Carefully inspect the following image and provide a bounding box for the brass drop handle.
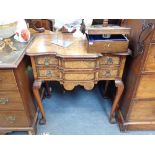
[107,57,113,64]
[6,115,16,122]
[46,70,52,77]
[0,77,3,81]
[44,57,49,66]
[105,70,111,77]
[0,98,9,105]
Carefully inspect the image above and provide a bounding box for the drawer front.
[37,68,60,79]
[0,70,18,91]
[136,75,155,99]
[98,69,118,79]
[63,60,96,69]
[64,73,94,81]
[128,100,155,121]
[144,44,155,72]
[35,56,58,66]
[88,41,128,53]
[0,111,29,127]
[0,91,23,110]
[99,56,120,65]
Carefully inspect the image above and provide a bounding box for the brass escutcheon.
[0,98,9,105]
[46,70,52,77]
[44,57,49,66]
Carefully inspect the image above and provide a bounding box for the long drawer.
[128,100,155,121]
[0,111,29,127]
[64,72,94,81]
[136,75,155,99]
[63,59,96,69]
[0,91,24,110]
[0,70,18,91]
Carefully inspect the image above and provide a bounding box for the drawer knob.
[44,57,49,66]
[46,70,52,77]
[6,115,16,123]
[0,78,3,81]
[105,70,111,77]
[0,98,9,105]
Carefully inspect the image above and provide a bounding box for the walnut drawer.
[63,59,96,69]
[136,75,155,99]
[37,68,60,79]
[128,100,155,121]
[144,44,155,72]
[64,73,94,81]
[0,70,18,91]
[98,69,118,79]
[0,91,24,110]
[87,34,129,54]
[0,111,29,127]
[35,56,58,66]
[99,56,120,65]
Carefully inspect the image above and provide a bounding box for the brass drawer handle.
[44,57,49,66]
[107,57,113,64]
[0,77,3,81]
[107,43,111,48]
[104,70,111,77]
[46,70,52,77]
[6,115,16,122]
[0,98,9,105]
[104,43,111,48]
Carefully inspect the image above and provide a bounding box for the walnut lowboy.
[26,33,130,125]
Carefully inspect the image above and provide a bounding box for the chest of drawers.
[0,38,37,134]
[0,58,37,134]
[118,19,155,131]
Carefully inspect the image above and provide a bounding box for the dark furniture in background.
[118,19,155,131]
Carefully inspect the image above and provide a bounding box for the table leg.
[110,80,124,123]
[45,81,52,98]
[103,80,110,98]
[33,80,46,125]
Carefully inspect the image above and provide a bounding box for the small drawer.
[87,34,129,53]
[99,56,120,65]
[64,73,94,81]
[98,69,118,79]
[0,111,29,127]
[0,91,24,110]
[35,56,58,66]
[37,68,60,79]
[63,59,96,69]
[0,70,18,91]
